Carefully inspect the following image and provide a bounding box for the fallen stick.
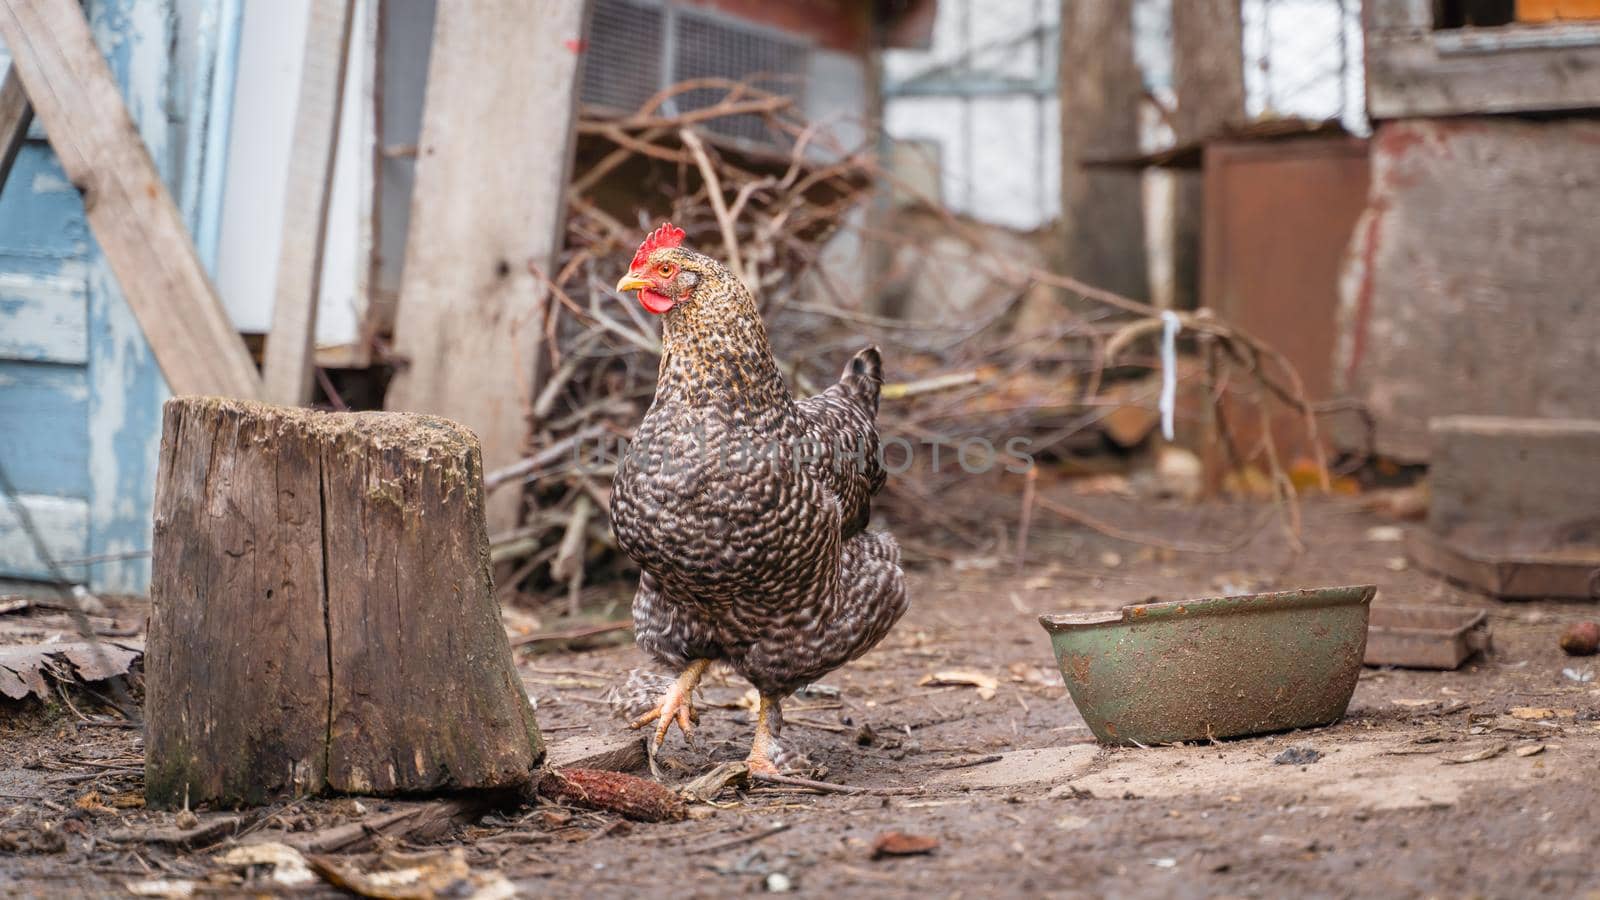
[689,822,792,855]
[509,620,632,648]
[292,799,486,854]
[104,814,254,850]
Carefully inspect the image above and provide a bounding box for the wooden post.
[146,397,543,808]
[1169,0,1244,310]
[0,0,261,398]
[1058,0,1148,301]
[262,0,356,406]
[383,0,591,533]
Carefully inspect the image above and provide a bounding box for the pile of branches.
[485,80,1331,608]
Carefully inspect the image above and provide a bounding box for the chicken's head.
[615,222,701,315]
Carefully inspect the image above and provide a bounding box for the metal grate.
[580,0,809,147]
[581,0,665,114]
[671,9,808,146]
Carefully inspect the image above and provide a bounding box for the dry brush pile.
[486,79,1333,609]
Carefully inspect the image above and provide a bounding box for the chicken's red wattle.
[639,289,674,314]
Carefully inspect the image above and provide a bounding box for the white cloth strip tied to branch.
[1159,310,1181,442]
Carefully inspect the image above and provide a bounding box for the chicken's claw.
[629,659,711,750]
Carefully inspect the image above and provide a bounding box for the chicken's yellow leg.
[630,659,711,749]
[745,693,781,776]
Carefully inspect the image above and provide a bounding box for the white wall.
[214,0,371,352]
[884,0,1060,231]
[883,0,1364,234]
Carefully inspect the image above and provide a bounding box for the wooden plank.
[0,270,87,364]
[0,492,87,580]
[1429,416,1600,534]
[262,0,355,405]
[1365,0,1433,31]
[1366,28,1600,118]
[0,0,260,399]
[0,359,89,498]
[383,0,590,532]
[0,64,33,191]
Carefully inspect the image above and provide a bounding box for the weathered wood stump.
[146,397,543,808]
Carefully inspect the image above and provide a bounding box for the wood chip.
[919,669,998,700]
[1441,742,1507,765]
[1509,707,1574,720]
[871,830,939,859]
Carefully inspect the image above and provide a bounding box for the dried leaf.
[919,669,998,700]
[1006,661,1058,687]
[1515,744,1546,758]
[0,640,142,701]
[680,761,749,804]
[123,879,196,898]
[871,830,939,859]
[308,847,513,900]
[215,842,316,886]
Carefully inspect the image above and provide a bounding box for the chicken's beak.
[616,272,650,294]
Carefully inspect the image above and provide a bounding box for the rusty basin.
[1039,585,1375,746]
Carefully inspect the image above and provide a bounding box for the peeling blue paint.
[0,0,237,593]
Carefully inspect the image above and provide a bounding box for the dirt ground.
[3,489,1599,898]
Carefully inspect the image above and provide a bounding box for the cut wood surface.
[146,397,542,808]
[262,0,356,405]
[0,0,260,398]
[384,0,591,532]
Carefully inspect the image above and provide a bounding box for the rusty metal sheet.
[1201,135,1370,473]
[1365,605,1490,670]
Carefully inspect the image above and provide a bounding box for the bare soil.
[4,489,1599,898]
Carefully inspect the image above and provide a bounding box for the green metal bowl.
[1039,585,1375,746]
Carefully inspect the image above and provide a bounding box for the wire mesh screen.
[580,0,809,147]
[581,0,665,114]
[671,10,808,146]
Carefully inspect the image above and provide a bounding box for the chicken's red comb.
[630,222,686,271]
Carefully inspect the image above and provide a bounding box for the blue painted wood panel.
[0,269,87,364]
[0,144,90,273]
[0,360,90,498]
[0,0,237,592]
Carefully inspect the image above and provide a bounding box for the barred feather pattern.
[610,246,908,700]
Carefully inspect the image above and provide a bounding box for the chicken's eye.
[657,263,674,277]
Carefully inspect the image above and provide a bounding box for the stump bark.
[146,397,543,808]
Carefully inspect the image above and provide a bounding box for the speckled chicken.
[611,223,908,774]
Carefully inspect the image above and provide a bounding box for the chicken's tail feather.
[840,345,883,413]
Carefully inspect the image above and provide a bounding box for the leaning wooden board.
[0,0,260,399]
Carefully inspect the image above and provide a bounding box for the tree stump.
[146,397,543,808]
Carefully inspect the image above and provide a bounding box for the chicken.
[611,223,908,774]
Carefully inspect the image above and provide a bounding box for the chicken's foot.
[630,658,711,749]
[745,693,783,777]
